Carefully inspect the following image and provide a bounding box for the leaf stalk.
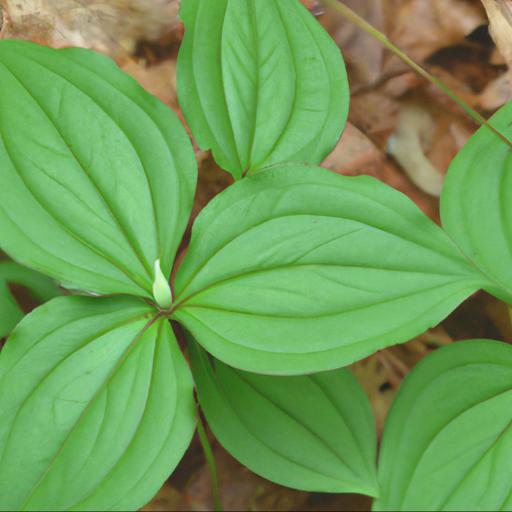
[196,412,223,512]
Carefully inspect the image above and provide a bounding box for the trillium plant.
[0,0,511,510]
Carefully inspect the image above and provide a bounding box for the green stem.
[196,412,223,512]
[321,0,512,149]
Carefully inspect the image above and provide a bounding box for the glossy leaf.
[0,40,196,297]
[441,101,512,304]
[0,296,196,511]
[0,260,60,338]
[172,165,487,374]
[374,339,512,511]
[189,339,378,496]
[177,0,349,179]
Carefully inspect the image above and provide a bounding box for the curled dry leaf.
[387,100,471,198]
[479,0,512,109]
[387,104,444,197]
[482,0,512,67]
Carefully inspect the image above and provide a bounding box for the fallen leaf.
[1,0,180,59]
[324,119,439,219]
[481,0,512,67]
[387,100,472,197]
[352,327,453,436]
[385,0,485,67]
[141,484,182,512]
[322,0,385,88]
[479,0,512,109]
[323,122,383,174]
[387,103,443,197]
[479,72,512,110]
[122,59,177,107]
[182,447,309,512]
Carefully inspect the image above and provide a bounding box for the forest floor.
[1,0,511,510]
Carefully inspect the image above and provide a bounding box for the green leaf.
[441,101,512,304]
[0,260,60,302]
[374,339,512,512]
[0,40,196,298]
[0,279,22,339]
[0,296,196,511]
[189,338,378,496]
[177,0,349,179]
[172,165,487,374]
[0,260,60,338]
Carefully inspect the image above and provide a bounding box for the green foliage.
[0,296,195,511]
[177,0,349,179]
[0,260,59,338]
[173,164,485,374]
[0,5,358,506]
[374,340,512,511]
[189,338,378,496]
[0,0,511,509]
[442,101,512,304]
[0,40,196,297]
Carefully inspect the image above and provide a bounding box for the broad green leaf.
[177,0,349,179]
[172,165,487,374]
[441,101,512,304]
[0,40,196,298]
[0,296,196,511]
[374,339,512,511]
[0,260,60,338]
[189,338,378,496]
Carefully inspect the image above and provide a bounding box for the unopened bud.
[152,259,172,309]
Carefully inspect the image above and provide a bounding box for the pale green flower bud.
[152,259,172,309]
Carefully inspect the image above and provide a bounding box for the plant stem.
[196,412,223,512]
[321,0,512,149]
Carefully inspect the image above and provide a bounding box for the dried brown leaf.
[482,0,512,67]
[386,0,485,66]
[1,0,180,59]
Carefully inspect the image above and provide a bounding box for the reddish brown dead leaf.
[323,120,439,219]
